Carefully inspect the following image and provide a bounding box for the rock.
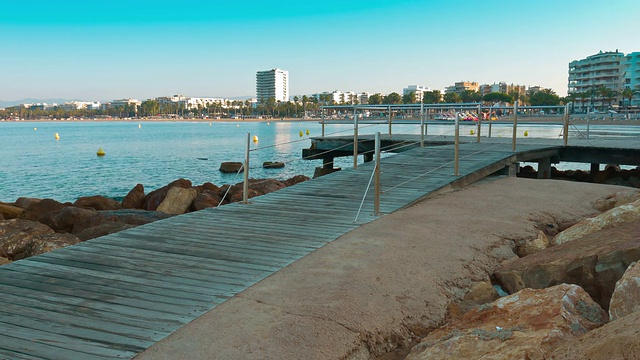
[609,262,640,320]
[407,284,607,360]
[515,230,549,257]
[14,197,42,209]
[263,161,285,169]
[549,310,640,360]
[229,188,261,203]
[494,219,640,309]
[122,184,145,209]
[553,198,640,245]
[0,219,54,260]
[197,182,220,194]
[143,178,192,211]
[593,164,620,183]
[71,209,173,234]
[284,175,311,187]
[20,198,68,223]
[75,222,137,241]
[0,257,11,265]
[595,190,640,212]
[74,195,122,211]
[464,281,499,303]
[249,178,286,195]
[0,203,23,220]
[191,192,224,211]
[0,213,3,221]
[219,162,243,173]
[47,206,98,233]
[27,233,80,257]
[157,187,198,215]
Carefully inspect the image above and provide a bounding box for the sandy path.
[135,177,631,360]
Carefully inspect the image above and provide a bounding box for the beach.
[134,177,635,360]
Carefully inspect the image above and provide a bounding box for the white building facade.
[624,52,640,107]
[256,68,289,103]
[402,85,431,102]
[568,50,626,111]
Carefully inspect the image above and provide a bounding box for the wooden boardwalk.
[0,135,639,359]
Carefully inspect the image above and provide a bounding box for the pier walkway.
[0,135,639,359]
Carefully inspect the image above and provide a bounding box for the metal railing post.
[563,104,569,146]
[476,104,481,143]
[388,106,392,136]
[374,132,381,216]
[243,132,250,204]
[420,102,425,147]
[321,109,325,137]
[454,113,460,176]
[488,106,493,138]
[353,109,358,169]
[512,101,518,152]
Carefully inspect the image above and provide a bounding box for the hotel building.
[568,50,627,111]
[256,68,289,103]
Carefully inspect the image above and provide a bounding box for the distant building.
[624,52,640,107]
[256,68,289,103]
[58,101,101,111]
[568,50,626,110]
[402,85,431,102]
[104,98,142,111]
[479,82,527,97]
[445,81,479,95]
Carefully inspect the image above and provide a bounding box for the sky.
[1,0,639,102]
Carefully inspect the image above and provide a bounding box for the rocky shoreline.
[0,175,309,264]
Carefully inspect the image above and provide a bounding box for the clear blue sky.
[1,0,639,101]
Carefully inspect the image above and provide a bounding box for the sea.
[1,120,638,203]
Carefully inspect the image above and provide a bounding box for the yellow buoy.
[96,148,105,156]
[306,129,309,135]
[54,133,60,140]
[524,130,529,137]
[252,135,259,142]
[470,129,475,135]
[299,130,303,137]
[138,123,141,129]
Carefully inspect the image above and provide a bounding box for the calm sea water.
[0,120,636,203]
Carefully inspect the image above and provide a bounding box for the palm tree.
[596,86,616,111]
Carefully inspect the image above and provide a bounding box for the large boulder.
[14,197,42,209]
[47,206,98,233]
[249,178,287,195]
[20,198,69,224]
[0,219,79,260]
[494,219,640,309]
[609,262,640,320]
[0,203,22,220]
[229,188,261,203]
[219,162,243,173]
[143,179,192,211]
[285,175,310,187]
[122,184,146,209]
[553,199,640,245]
[157,187,198,215]
[406,284,607,360]
[191,191,225,211]
[594,190,640,212]
[71,209,173,234]
[75,222,137,241]
[74,195,122,211]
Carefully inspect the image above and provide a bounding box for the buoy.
[306,129,309,135]
[299,130,303,137]
[253,135,259,142]
[138,123,141,129]
[96,148,105,156]
[470,129,475,135]
[524,130,529,137]
[267,122,270,125]
[54,133,60,140]
[34,127,37,131]
[209,123,212,126]
[236,124,240,127]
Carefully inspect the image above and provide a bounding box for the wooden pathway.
[0,135,638,359]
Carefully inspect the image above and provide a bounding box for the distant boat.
[197,157,208,160]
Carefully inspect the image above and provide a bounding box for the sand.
[134,177,632,360]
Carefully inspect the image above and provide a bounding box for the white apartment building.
[479,82,526,96]
[58,101,101,111]
[568,50,626,110]
[402,85,431,102]
[105,98,142,110]
[256,68,289,103]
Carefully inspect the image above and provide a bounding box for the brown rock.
[75,222,136,241]
[407,284,607,360]
[609,262,640,320]
[0,213,4,221]
[262,161,285,169]
[191,192,224,211]
[197,182,220,193]
[14,197,42,209]
[122,184,145,209]
[20,198,68,223]
[595,190,640,212]
[249,178,286,195]
[515,230,550,257]
[47,206,98,233]
[494,219,640,309]
[549,310,640,360]
[27,233,80,257]
[0,203,23,220]
[0,257,11,265]
[0,219,54,260]
[284,175,310,187]
[70,209,173,234]
[143,179,192,211]
[219,162,243,173]
[464,281,499,303]
[74,195,122,211]
[157,187,198,214]
[553,198,640,245]
[593,164,620,183]
[229,188,261,203]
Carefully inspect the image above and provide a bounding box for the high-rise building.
[568,50,626,111]
[256,68,289,103]
[624,52,640,107]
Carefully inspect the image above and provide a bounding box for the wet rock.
[494,219,640,309]
[157,187,198,215]
[0,203,23,220]
[609,262,640,320]
[219,162,243,173]
[553,199,640,245]
[75,222,137,241]
[74,195,122,211]
[122,184,145,209]
[143,178,192,211]
[407,284,607,360]
[594,190,640,212]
